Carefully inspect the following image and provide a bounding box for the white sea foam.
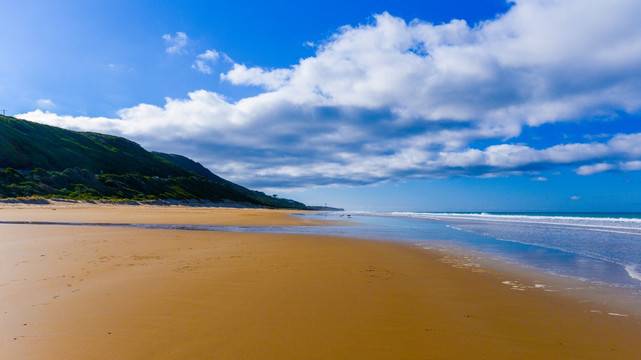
[625,265,641,282]
[389,212,641,235]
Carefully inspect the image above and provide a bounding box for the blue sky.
[3,0,641,211]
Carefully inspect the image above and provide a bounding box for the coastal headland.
[1,203,640,359]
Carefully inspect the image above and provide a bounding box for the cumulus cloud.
[19,109,123,134]
[220,2,641,125]
[221,64,293,90]
[608,133,641,156]
[163,32,188,54]
[17,0,641,188]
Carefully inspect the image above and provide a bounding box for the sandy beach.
[0,201,328,226]
[2,203,641,359]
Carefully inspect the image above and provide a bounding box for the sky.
[3,0,641,212]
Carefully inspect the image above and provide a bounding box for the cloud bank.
[19,0,641,188]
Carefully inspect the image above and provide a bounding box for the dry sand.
[1,204,641,359]
[0,201,327,226]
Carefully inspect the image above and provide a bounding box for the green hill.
[0,115,189,176]
[0,115,307,209]
[152,152,227,182]
[152,152,314,209]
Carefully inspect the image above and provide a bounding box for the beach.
[2,203,641,359]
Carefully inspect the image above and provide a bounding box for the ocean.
[296,211,641,292]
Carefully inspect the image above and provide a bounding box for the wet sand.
[1,204,641,359]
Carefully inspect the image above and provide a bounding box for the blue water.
[297,212,641,290]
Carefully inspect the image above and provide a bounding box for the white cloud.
[532,176,548,182]
[15,1,641,188]
[483,144,541,168]
[192,49,232,74]
[19,109,122,133]
[574,163,616,176]
[621,160,641,171]
[608,133,641,156]
[571,196,581,201]
[221,64,293,90]
[192,61,212,74]
[36,99,54,109]
[428,139,637,173]
[543,143,611,163]
[163,32,188,54]
[221,2,641,125]
[199,49,220,61]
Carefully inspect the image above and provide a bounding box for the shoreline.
[313,211,641,316]
[419,240,641,319]
[2,205,641,358]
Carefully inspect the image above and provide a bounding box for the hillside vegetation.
[0,115,307,209]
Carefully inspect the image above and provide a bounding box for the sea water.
[304,211,641,291]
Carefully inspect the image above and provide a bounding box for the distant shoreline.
[0,197,343,211]
[0,197,264,208]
